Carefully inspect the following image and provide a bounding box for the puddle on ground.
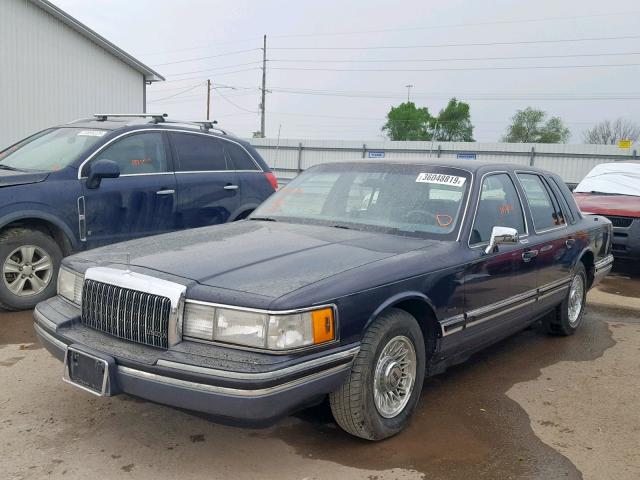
[268,310,615,479]
[0,310,40,348]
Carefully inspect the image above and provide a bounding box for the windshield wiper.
[0,164,22,171]
[331,224,352,230]
[249,216,278,222]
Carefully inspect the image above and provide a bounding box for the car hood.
[69,221,435,298]
[574,193,640,218]
[0,169,49,187]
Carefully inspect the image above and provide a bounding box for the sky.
[53,0,640,142]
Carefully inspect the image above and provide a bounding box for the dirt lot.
[1,263,639,480]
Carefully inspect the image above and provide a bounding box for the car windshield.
[0,128,107,171]
[252,163,471,239]
[574,162,640,197]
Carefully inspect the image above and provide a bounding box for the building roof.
[29,0,164,82]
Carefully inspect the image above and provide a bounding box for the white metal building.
[0,0,164,149]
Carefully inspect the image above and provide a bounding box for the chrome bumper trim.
[34,323,67,351]
[595,254,614,272]
[156,346,359,381]
[118,363,351,397]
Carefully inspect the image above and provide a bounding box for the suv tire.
[0,228,62,311]
[329,308,426,440]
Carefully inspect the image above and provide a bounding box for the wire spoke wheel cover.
[567,274,585,326]
[2,245,53,297]
[373,335,417,419]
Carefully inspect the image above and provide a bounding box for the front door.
[80,131,177,248]
[168,132,240,228]
[463,172,537,347]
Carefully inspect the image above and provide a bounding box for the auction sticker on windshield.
[77,130,107,137]
[416,173,466,187]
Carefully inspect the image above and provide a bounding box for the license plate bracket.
[63,345,114,396]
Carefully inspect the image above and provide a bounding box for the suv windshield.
[252,163,471,239]
[0,128,107,171]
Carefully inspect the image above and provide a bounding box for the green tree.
[433,98,474,142]
[502,107,570,143]
[382,102,433,140]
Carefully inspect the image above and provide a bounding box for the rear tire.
[0,228,62,311]
[329,308,425,441]
[544,263,587,336]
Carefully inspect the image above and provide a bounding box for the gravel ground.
[0,263,638,479]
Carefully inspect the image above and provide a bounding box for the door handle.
[156,189,175,195]
[522,250,539,262]
[224,184,239,190]
[566,238,575,248]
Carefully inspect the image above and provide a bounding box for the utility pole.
[260,35,267,138]
[206,79,211,120]
[405,84,414,102]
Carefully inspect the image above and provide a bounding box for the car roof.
[61,117,249,146]
[319,159,555,176]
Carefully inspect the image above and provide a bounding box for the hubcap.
[373,335,417,419]
[2,245,53,297]
[568,274,585,326]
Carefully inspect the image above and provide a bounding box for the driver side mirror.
[484,226,519,255]
[86,159,120,189]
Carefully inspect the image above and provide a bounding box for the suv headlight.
[183,303,335,351]
[57,267,84,305]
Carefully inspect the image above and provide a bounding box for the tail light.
[264,172,278,191]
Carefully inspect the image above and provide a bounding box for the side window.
[471,173,526,245]
[518,174,566,231]
[224,141,259,171]
[550,177,576,223]
[170,133,227,172]
[85,132,168,176]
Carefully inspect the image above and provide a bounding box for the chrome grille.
[606,216,634,228]
[81,279,172,348]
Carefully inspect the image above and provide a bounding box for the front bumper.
[611,219,640,259]
[593,254,615,286]
[34,297,358,426]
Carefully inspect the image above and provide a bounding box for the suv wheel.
[0,228,62,311]
[329,308,426,440]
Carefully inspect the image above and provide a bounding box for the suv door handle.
[224,184,239,190]
[522,250,539,262]
[566,238,575,248]
[156,189,175,195]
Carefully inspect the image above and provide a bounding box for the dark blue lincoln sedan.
[34,160,614,440]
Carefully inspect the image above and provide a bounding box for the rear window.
[170,133,227,171]
[224,141,259,171]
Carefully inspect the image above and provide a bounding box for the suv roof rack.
[160,119,230,135]
[94,113,168,123]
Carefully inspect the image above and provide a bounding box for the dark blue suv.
[0,114,276,310]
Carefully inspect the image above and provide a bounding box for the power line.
[269,51,640,64]
[269,11,640,38]
[270,62,640,74]
[138,37,261,56]
[150,48,260,67]
[164,61,263,77]
[159,68,261,83]
[215,89,259,113]
[269,34,640,50]
[148,82,205,102]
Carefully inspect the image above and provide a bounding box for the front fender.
[364,291,437,331]
[0,206,79,250]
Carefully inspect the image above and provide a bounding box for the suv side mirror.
[86,159,120,189]
[484,226,519,255]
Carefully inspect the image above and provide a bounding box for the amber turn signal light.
[311,308,335,344]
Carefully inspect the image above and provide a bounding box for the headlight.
[183,303,335,351]
[57,267,83,305]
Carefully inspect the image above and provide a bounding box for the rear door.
[80,131,178,248]
[463,172,537,343]
[516,172,575,301]
[169,132,240,228]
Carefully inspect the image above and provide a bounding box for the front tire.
[329,308,426,440]
[0,228,62,311]
[544,263,587,336]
